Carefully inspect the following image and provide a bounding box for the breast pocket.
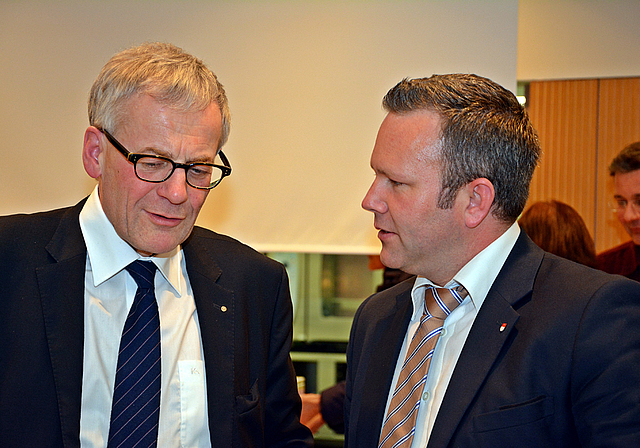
[471,396,555,445]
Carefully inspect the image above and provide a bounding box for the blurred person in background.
[597,142,640,282]
[519,200,596,267]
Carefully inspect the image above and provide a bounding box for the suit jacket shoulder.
[438,237,640,448]
[0,206,313,448]
[0,201,87,448]
[345,233,640,448]
[184,226,285,277]
[0,203,84,258]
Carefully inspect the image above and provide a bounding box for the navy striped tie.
[378,285,467,448]
[108,260,161,448]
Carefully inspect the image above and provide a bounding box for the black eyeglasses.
[98,128,231,190]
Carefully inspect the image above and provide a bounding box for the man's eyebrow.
[371,164,390,176]
[138,146,215,164]
[613,193,640,202]
[137,145,170,157]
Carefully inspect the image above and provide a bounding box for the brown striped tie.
[378,285,467,448]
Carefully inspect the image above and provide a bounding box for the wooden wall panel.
[596,78,640,252]
[526,79,599,239]
[525,77,640,253]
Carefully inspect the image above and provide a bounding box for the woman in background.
[519,200,597,267]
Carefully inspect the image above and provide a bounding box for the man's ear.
[83,126,104,179]
[463,178,495,229]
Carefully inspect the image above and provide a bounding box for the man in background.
[0,42,312,447]
[345,74,640,447]
[597,142,640,282]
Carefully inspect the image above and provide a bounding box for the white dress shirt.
[382,222,521,447]
[78,186,211,448]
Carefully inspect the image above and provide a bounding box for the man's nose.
[622,202,640,222]
[158,168,190,204]
[362,181,388,214]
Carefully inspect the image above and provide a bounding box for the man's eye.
[189,165,213,177]
[140,159,166,169]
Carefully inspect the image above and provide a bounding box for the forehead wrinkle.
[125,129,217,164]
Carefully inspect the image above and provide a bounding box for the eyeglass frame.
[97,127,232,190]
[612,196,640,215]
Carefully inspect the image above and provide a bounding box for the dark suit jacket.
[0,200,313,448]
[345,233,640,447]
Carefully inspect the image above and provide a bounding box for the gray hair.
[88,42,230,149]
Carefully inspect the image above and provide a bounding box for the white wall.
[0,0,518,253]
[518,0,640,80]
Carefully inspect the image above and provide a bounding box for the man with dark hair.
[0,42,312,448]
[345,74,640,447]
[596,142,640,281]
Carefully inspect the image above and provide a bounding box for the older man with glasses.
[597,142,640,282]
[0,42,313,448]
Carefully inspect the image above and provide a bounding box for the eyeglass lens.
[134,156,224,188]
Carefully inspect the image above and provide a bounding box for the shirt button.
[440,328,447,337]
[422,390,430,401]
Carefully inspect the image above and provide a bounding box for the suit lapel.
[32,204,238,447]
[356,286,414,447]
[427,233,544,448]
[37,202,87,448]
[183,234,235,447]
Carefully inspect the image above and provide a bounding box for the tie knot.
[424,285,468,320]
[125,260,157,290]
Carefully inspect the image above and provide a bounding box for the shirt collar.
[411,221,521,315]
[79,186,183,295]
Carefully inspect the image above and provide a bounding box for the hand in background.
[300,393,325,434]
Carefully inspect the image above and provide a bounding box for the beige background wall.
[0,0,518,253]
[518,0,640,81]
[2,1,640,253]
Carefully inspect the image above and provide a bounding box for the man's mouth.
[376,226,397,240]
[148,211,185,226]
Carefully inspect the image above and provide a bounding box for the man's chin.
[130,233,188,257]
[379,249,402,271]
